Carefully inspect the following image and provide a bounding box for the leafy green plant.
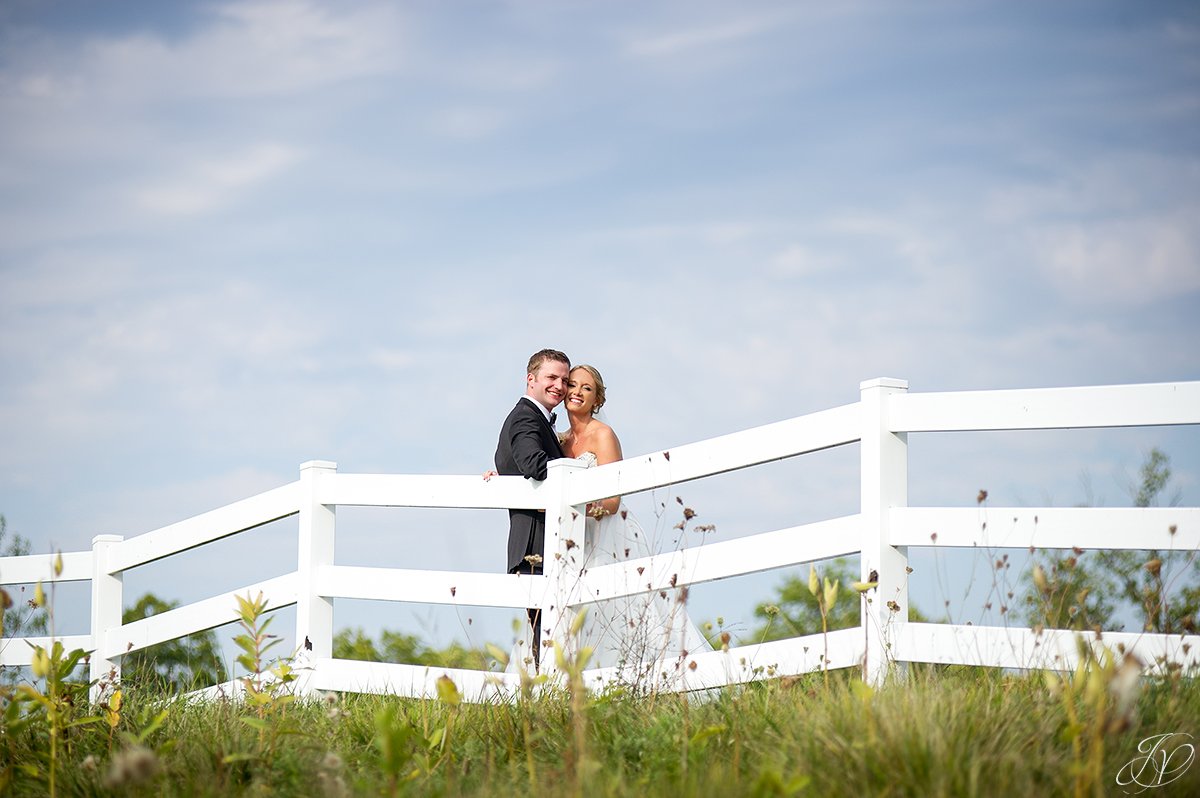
[487,627,549,790]
[8,554,99,797]
[807,564,839,688]
[0,659,1196,796]
[551,606,594,797]
[753,558,860,642]
[225,591,299,767]
[1042,638,1143,797]
[101,701,172,791]
[374,702,418,794]
[0,515,49,688]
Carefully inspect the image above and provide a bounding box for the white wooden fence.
[2,378,1198,704]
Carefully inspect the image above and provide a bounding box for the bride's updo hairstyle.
[571,364,606,415]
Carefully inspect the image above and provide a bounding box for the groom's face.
[527,360,569,412]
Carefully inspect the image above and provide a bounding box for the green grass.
[4,664,1199,797]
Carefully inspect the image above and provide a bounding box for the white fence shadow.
[3,378,1198,703]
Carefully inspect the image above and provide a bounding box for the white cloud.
[976,154,1200,304]
[983,154,1195,223]
[583,220,761,248]
[820,211,949,282]
[1036,212,1200,305]
[347,149,614,199]
[622,12,790,59]
[368,348,417,372]
[426,106,512,140]
[769,244,837,277]
[1,265,324,436]
[442,53,559,93]
[1165,21,1200,45]
[0,4,405,213]
[0,249,143,310]
[130,142,304,216]
[13,71,70,100]
[88,1,406,101]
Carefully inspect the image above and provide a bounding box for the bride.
[557,364,712,684]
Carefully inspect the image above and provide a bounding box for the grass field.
[4,657,1198,797]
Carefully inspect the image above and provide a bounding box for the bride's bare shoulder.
[591,420,623,461]
[592,416,616,435]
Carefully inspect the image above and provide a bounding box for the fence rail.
[2,378,1198,701]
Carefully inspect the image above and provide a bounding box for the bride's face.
[566,370,599,415]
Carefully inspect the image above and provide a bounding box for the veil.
[573,409,712,685]
[506,405,713,687]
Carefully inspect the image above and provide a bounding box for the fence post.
[860,378,909,685]
[296,460,337,694]
[89,534,124,704]
[540,458,588,675]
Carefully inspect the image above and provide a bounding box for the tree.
[1021,549,1118,632]
[1022,448,1198,634]
[751,558,861,642]
[120,593,227,693]
[333,628,489,670]
[1094,448,1197,634]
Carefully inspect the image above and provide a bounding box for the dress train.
[505,452,712,685]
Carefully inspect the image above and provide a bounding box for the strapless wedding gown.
[506,452,712,684]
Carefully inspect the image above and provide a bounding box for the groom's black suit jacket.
[495,397,564,574]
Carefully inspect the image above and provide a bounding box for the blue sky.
[2,1,1198,656]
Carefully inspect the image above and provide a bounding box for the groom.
[494,348,570,671]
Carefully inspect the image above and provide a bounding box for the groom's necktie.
[548,412,557,427]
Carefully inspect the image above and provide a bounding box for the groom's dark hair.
[527,348,570,376]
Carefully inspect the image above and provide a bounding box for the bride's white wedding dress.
[506,452,712,685]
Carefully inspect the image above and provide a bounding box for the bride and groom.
[490,348,711,680]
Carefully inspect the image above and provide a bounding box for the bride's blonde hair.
[571,364,606,415]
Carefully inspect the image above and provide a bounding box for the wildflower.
[31,647,50,679]
[318,752,347,798]
[104,746,159,788]
[325,693,346,720]
[1106,652,1144,733]
[1032,565,1049,594]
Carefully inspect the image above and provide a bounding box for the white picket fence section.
[2,378,1198,704]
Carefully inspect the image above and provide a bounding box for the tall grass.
[3,663,1197,796]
